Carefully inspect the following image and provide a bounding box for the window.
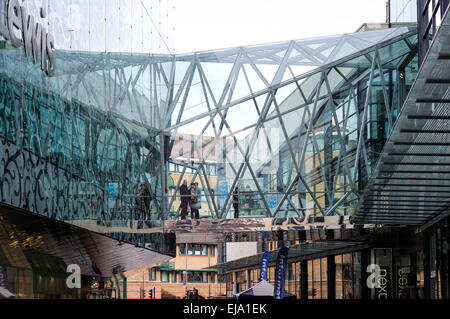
[294,262,301,299]
[287,263,295,281]
[335,255,343,299]
[210,245,215,256]
[248,269,257,285]
[235,271,246,293]
[268,266,275,283]
[321,257,328,299]
[187,271,205,283]
[187,244,194,256]
[172,271,177,283]
[179,245,186,256]
[218,274,226,284]
[209,272,216,283]
[335,252,361,299]
[194,244,202,256]
[149,268,156,281]
[308,258,328,299]
[226,273,233,297]
[222,244,226,263]
[184,243,210,256]
[201,245,208,256]
[161,271,169,283]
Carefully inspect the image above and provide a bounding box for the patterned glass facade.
[0,0,419,248]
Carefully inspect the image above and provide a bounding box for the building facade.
[0,0,449,300]
[0,0,176,299]
[125,242,226,299]
[222,217,449,299]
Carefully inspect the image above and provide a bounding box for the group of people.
[178,180,241,220]
[134,180,246,220]
[179,180,202,220]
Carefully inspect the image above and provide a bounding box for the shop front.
[220,224,449,299]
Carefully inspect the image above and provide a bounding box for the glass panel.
[353,252,361,299]
[307,259,314,299]
[179,245,186,256]
[172,271,177,283]
[342,253,353,299]
[372,248,393,299]
[335,255,343,299]
[161,271,169,282]
[321,257,328,299]
[201,245,208,256]
[187,244,194,256]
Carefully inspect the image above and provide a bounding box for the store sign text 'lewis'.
[0,0,55,76]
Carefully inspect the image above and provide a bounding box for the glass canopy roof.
[0,23,421,248]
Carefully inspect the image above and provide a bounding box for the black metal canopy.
[208,240,368,272]
[353,9,450,226]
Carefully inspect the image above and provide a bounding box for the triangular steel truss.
[0,26,418,224]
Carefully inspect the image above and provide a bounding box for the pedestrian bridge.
[67,215,375,243]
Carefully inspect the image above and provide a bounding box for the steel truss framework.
[0,26,418,231]
[163,26,418,220]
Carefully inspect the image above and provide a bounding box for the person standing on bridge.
[179,180,190,220]
[190,182,201,220]
[233,187,239,219]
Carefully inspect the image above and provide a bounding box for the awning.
[208,240,368,272]
[353,8,450,226]
[234,280,296,299]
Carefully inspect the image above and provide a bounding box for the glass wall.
[285,261,301,298]
[427,218,449,299]
[0,1,418,251]
[335,252,362,299]
[163,26,418,220]
[234,270,246,293]
[249,268,259,287]
[0,259,112,299]
[370,248,393,299]
[307,258,327,299]
[371,245,426,300]
[394,252,425,299]
[226,273,233,297]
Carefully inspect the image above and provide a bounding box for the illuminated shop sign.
[397,266,409,299]
[0,0,55,76]
[376,266,391,299]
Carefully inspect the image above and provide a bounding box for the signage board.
[0,0,55,75]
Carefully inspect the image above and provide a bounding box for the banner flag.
[274,246,289,299]
[258,251,271,282]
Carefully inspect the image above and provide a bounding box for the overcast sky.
[171,0,388,53]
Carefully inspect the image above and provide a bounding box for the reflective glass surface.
[0,2,419,247]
